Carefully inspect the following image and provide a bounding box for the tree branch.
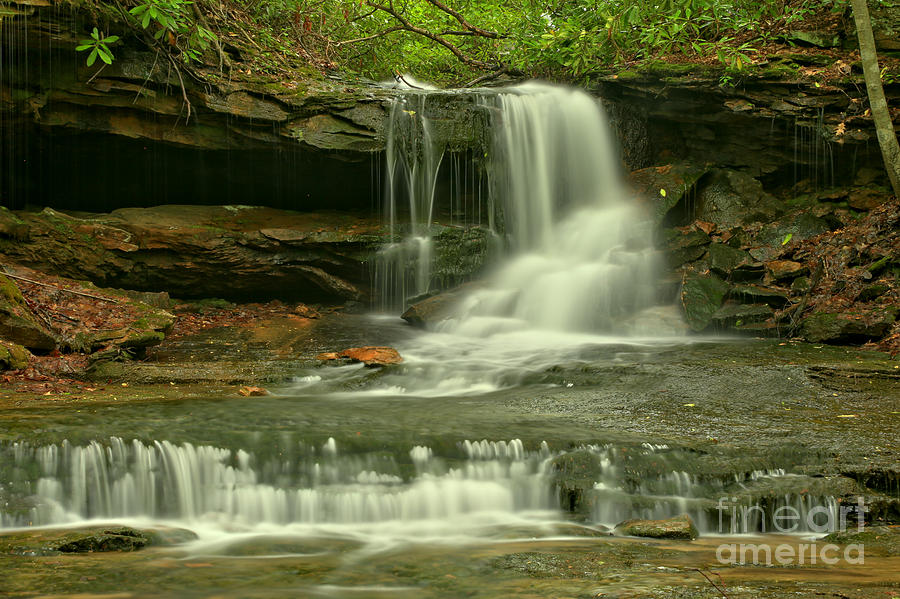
[363,0,498,70]
[334,26,405,46]
[423,0,503,39]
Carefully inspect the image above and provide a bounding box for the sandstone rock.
[318,346,404,367]
[680,272,730,332]
[766,260,809,281]
[0,207,29,241]
[614,514,699,540]
[338,346,403,367]
[801,308,899,343]
[238,386,268,397]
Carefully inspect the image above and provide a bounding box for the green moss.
[0,274,24,306]
[0,341,29,370]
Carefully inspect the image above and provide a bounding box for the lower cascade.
[1,437,840,539]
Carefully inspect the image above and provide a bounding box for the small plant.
[76,27,119,66]
[128,0,215,63]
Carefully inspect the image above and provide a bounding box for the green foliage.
[128,0,215,63]
[76,27,119,66]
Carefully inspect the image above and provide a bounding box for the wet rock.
[432,226,496,290]
[401,283,477,328]
[729,284,791,307]
[334,346,403,367]
[551,450,607,518]
[1,526,198,556]
[0,273,58,351]
[766,259,809,281]
[238,386,269,397]
[0,206,379,302]
[708,243,752,276]
[801,308,899,343]
[756,212,831,247]
[711,302,774,327]
[823,526,900,557]
[0,340,30,370]
[848,188,890,210]
[664,229,711,268]
[628,163,710,223]
[680,272,730,332]
[696,169,782,228]
[54,528,152,553]
[614,514,699,540]
[791,276,812,293]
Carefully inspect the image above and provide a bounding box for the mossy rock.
[614,514,699,540]
[801,308,899,343]
[0,340,30,370]
[708,243,752,276]
[0,274,58,351]
[680,272,731,332]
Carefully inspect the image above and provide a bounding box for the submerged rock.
[614,514,699,540]
[401,283,476,328]
[1,526,198,556]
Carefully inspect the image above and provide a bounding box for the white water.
[304,83,677,399]
[0,438,838,547]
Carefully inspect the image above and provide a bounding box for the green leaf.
[76,43,94,52]
[782,233,793,245]
[104,35,120,43]
[91,27,101,40]
[142,12,151,28]
[97,46,113,64]
[87,47,98,66]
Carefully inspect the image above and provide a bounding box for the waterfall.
[449,83,658,334]
[1,438,839,537]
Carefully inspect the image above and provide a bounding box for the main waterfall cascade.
[377,83,658,329]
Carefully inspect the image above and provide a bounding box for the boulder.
[708,243,753,276]
[316,346,404,367]
[680,272,730,332]
[766,260,809,281]
[696,170,782,228]
[614,514,699,540]
[729,284,791,306]
[401,283,477,328]
[0,340,30,370]
[664,229,711,268]
[848,188,890,211]
[0,273,58,351]
[756,212,831,247]
[801,308,899,343]
[0,207,29,241]
[628,163,711,223]
[711,302,774,328]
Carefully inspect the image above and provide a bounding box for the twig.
[692,568,729,598]
[1,271,120,303]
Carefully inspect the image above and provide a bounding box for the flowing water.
[0,83,869,595]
